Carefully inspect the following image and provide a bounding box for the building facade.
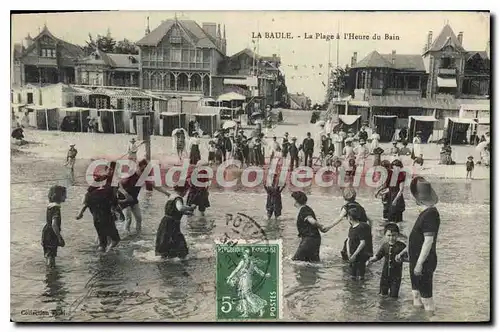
[422,25,490,99]
[75,49,140,87]
[136,19,227,97]
[12,25,84,87]
[217,48,288,107]
[336,23,490,133]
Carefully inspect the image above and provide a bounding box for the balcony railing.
[142,61,210,70]
[438,68,457,75]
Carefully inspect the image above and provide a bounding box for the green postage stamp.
[215,239,283,321]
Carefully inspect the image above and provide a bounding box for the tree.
[114,38,139,54]
[83,30,116,55]
[325,65,350,103]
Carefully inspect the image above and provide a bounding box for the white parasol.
[222,120,237,130]
[316,120,326,127]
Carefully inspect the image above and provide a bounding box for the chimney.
[202,22,217,40]
[427,31,433,50]
[457,31,463,45]
[145,16,151,35]
[351,52,357,66]
[391,50,396,65]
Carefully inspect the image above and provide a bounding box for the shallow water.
[11,156,490,322]
[10,125,490,322]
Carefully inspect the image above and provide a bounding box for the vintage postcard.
[10,11,490,323]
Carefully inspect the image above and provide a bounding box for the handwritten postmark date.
[215,239,282,321]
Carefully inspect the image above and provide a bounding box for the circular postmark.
[216,213,274,303]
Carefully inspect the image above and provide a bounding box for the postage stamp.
[215,239,283,321]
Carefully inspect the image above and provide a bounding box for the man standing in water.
[65,144,78,184]
[397,176,440,313]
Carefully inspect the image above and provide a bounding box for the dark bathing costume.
[293,205,321,262]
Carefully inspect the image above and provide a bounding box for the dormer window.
[40,48,56,58]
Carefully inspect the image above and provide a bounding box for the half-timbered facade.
[136,19,227,97]
[13,25,84,86]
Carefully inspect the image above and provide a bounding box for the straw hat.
[410,176,438,206]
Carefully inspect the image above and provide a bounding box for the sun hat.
[410,176,439,206]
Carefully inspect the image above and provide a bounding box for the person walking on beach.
[291,191,333,262]
[282,132,290,165]
[370,128,380,153]
[289,137,300,171]
[396,176,440,313]
[41,185,67,267]
[302,132,314,167]
[127,138,139,161]
[367,223,407,298]
[65,144,78,184]
[269,136,281,162]
[155,185,195,259]
[188,132,201,165]
[466,156,474,179]
[412,131,422,159]
[390,141,400,162]
[355,139,369,167]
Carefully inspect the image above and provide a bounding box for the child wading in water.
[41,185,67,267]
[367,223,407,298]
[466,156,474,179]
[346,206,373,280]
[264,175,285,220]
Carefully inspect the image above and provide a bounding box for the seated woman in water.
[291,191,333,262]
[155,185,195,259]
[41,185,67,267]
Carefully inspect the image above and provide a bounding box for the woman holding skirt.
[189,132,201,165]
[155,185,195,259]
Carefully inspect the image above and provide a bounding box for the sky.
[11,11,490,103]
